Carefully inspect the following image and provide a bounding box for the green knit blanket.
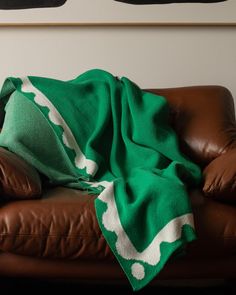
[0,69,201,290]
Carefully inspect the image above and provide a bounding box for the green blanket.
[0,69,201,290]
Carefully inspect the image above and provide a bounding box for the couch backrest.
[0,84,234,169]
[146,86,236,167]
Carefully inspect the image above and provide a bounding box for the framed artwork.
[0,0,235,26]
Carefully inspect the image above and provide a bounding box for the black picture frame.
[0,0,234,26]
[0,0,67,9]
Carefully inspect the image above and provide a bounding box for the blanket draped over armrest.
[0,69,201,290]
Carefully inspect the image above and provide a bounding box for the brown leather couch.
[0,85,236,286]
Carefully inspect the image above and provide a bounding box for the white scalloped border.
[20,77,97,176]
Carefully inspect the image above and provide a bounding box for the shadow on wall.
[0,0,67,9]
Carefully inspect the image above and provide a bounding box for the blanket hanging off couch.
[0,69,201,290]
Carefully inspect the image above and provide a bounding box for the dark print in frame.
[0,0,67,9]
[115,0,227,4]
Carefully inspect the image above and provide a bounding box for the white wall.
[0,26,235,103]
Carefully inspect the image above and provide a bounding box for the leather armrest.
[0,147,42,200]
[203,148,236,202]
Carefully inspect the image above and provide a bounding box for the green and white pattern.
[0,69,201,290]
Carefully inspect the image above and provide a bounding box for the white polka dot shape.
[131,262,145,280]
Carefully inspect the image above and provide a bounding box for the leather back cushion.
[0,85,234,199]
[147,86,236,167]
[0,147,42,200]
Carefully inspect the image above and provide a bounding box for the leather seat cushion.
[0,187,236,261]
